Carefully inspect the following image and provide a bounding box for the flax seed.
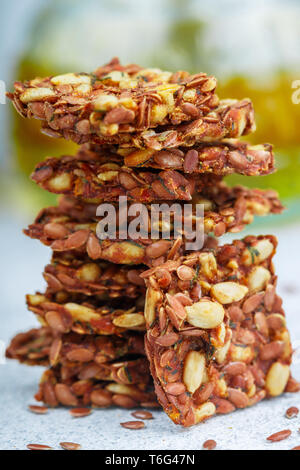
[28,405,48,415]
[285,407,299,419]
[267,430,291,442]
[69,408,92,418]
[203,440,217,450]
[120,421,145,430]
[60,442,82,450]
[27,444,52,450]
[131,410,153,420]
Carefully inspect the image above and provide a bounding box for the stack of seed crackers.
[6,58,299,426]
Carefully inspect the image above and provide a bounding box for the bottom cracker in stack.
[36,368,157,409]
[141,234,299,426]
[6,328,157,409]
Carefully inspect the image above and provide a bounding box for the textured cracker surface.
[0,215,300,450]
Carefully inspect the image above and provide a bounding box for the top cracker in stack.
[9,58,280,267]
[8,56,273,184]
[8,58,298,427]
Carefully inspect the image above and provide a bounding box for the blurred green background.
[1,0,300,222]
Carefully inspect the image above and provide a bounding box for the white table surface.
[1,213,300,450]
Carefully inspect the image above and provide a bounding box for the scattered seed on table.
[28,405,48,415]
[120,421,145,430]
[267,430,292,442]
[69,408,91,418]
[291,446,300,450]
[60,442,81,450]
[203,440,217,450]
[27,444,52,450]
[285,407,299,419]
[131,410,153,420]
